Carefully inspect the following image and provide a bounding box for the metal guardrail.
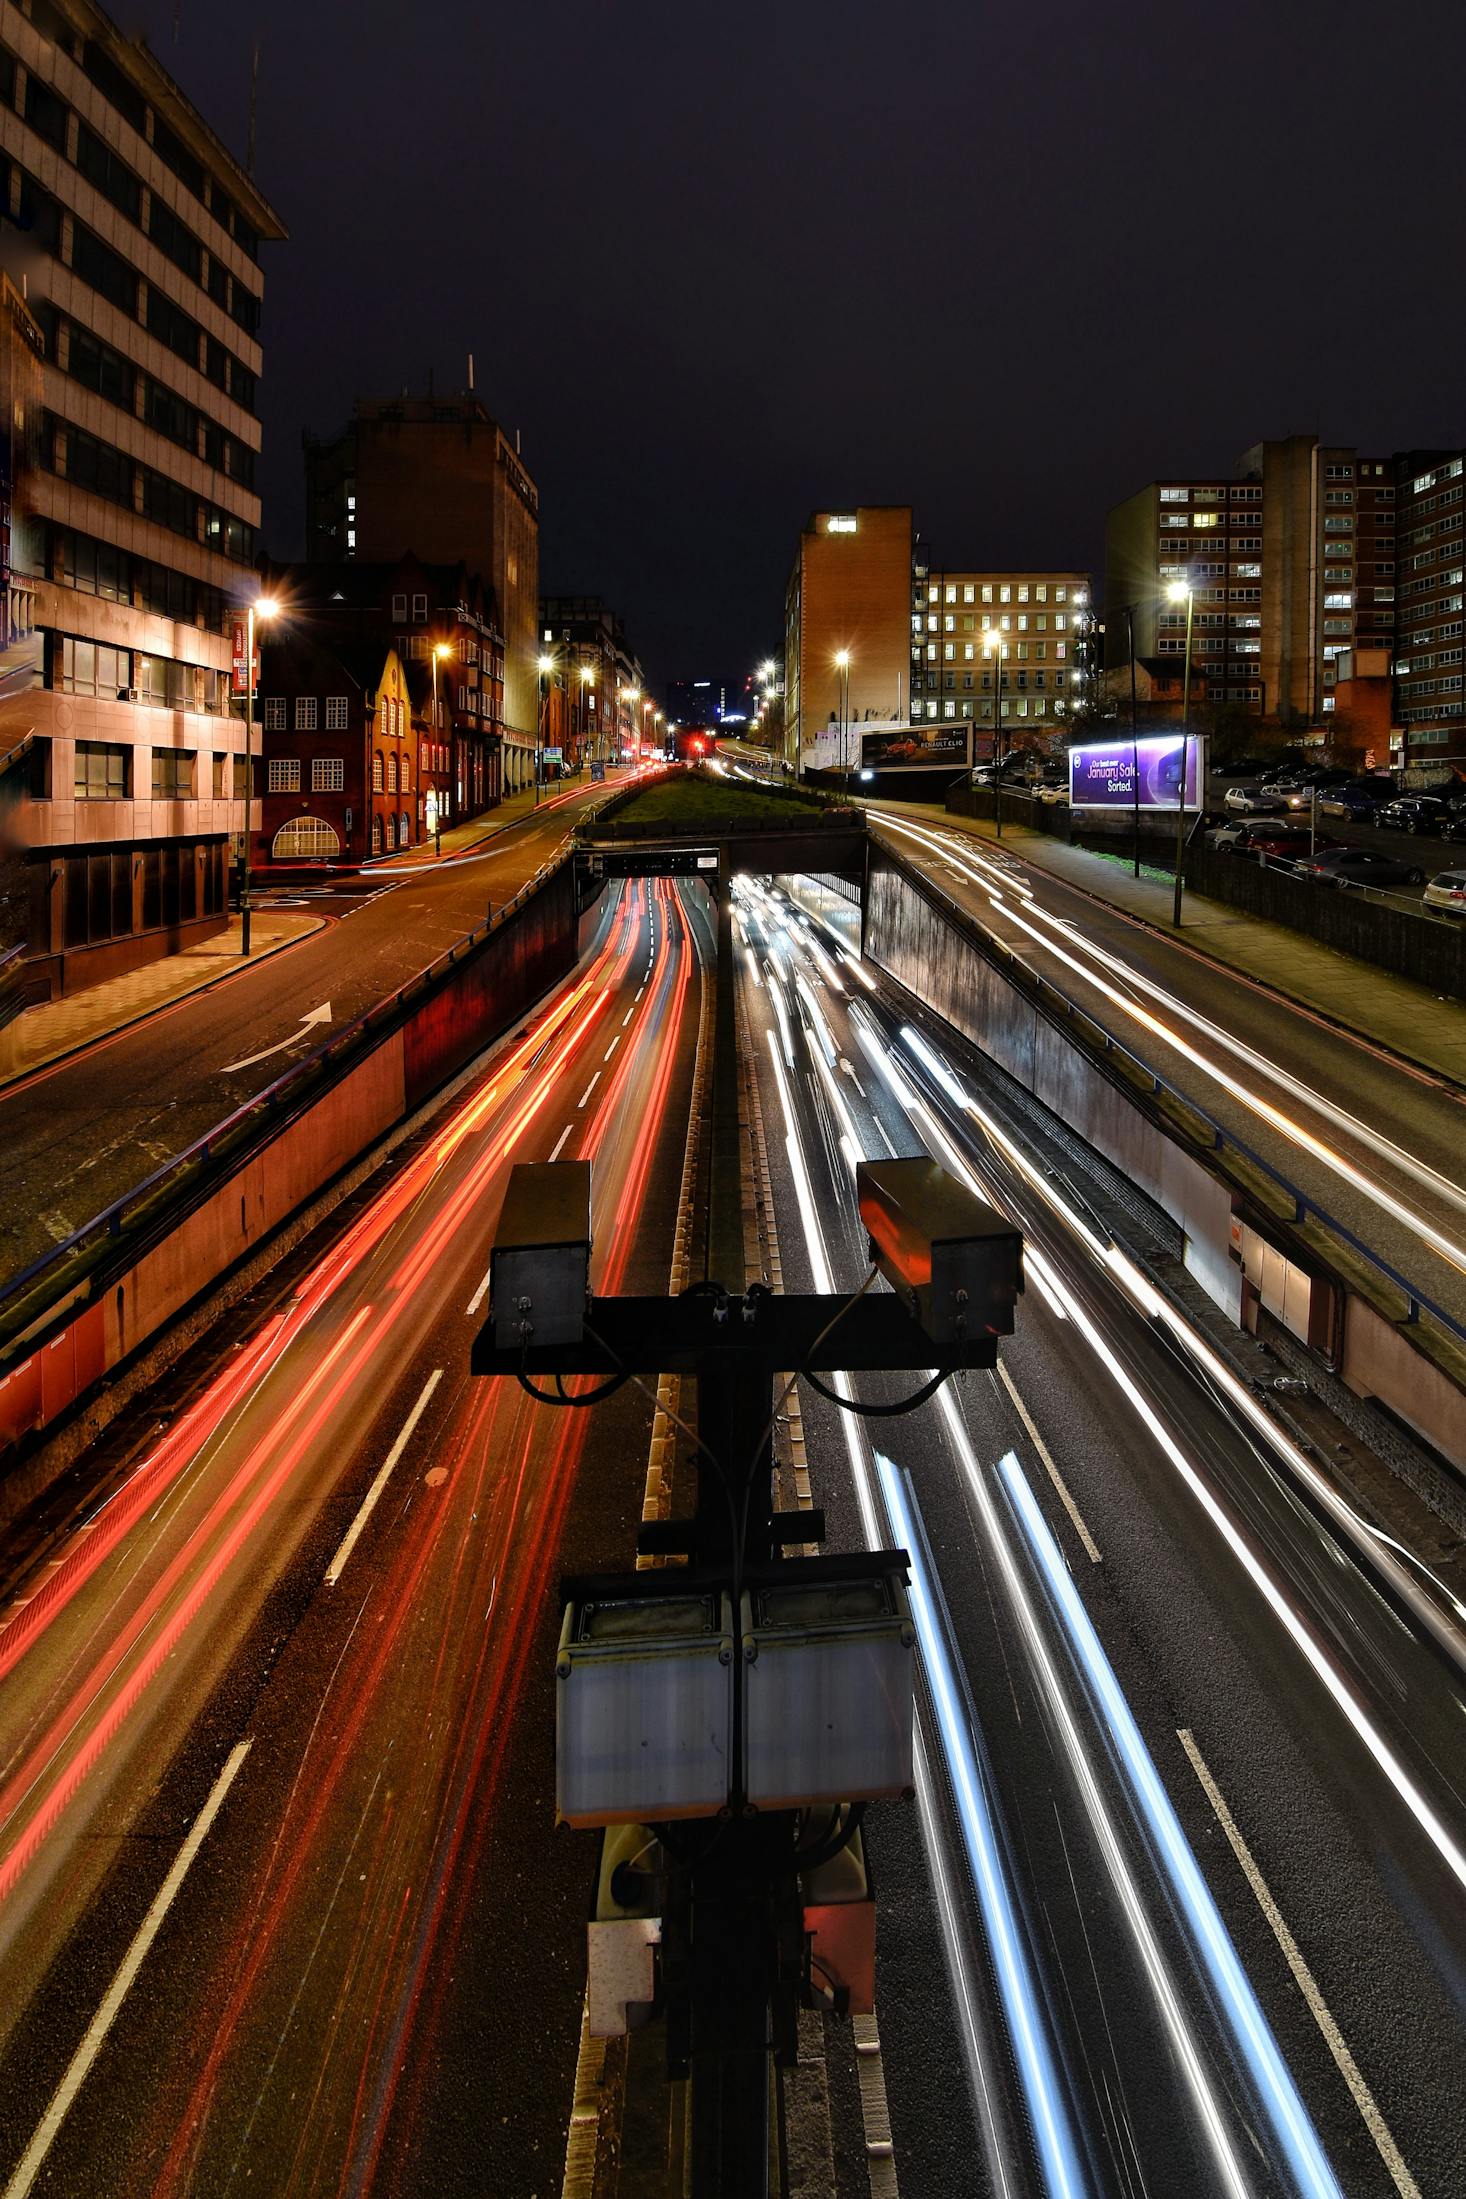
[876,836,1466,1356]
[0,848,573,1355]
[1251,849,1460,925]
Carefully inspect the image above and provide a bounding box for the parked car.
[1375,796,1449,835]
[1223,782,1286,814]
[1424,869,1466,914]
[1317,779,1395,820]
[1293,847,1425,888]
[1206,818,1313,855]
[1034,780,1069,805]
[1440,811,1466,844]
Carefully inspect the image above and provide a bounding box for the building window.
[326,695,349,729]
[268,757,301,792]
[372,753,384,792]
[412,593,428,621]
[73,741,128,799]
[57,638,130,697]
[392,593,408,620]
[295,696,318,731]
[151,749,195,798]
[1160,488,1189,504]
[264,697,286,731]
[311,756,344,792]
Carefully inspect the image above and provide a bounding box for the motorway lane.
[870,808,1466,1333]
[0,779,613,1287]
[737,876,1466,2198]
[0,875,712,2196]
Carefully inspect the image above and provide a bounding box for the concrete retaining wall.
[863,842,1466,1472]
[864,852,1239,1319]
[0,862,598,1468]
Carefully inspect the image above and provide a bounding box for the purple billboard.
[1068,734,1205,811]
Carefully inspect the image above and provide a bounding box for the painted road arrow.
[220,1002,333,1075]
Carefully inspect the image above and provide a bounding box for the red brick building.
[257,634,414,864]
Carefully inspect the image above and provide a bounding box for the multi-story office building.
[665,673,759,735]
[538,595,644,767]
[303,393,539,795]
[784,506,911,767]
[1392,450,1465,770]
[0,0,284,993]
[910,565,1093,745]
[1105,435,1396,728]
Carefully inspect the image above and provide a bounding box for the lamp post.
[431,641,452,852]
[1166,579,1195,925]
[537,652,556,806]
[240,592,278,955]
[985,631,1005,837]
[1122,603,1141,878]
[834,649,852,787]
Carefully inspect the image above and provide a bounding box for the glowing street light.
[240,593,279,954]
[984,631,1006,837]
[1165,579,1196,926]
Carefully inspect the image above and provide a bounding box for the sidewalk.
[366,772,604,869]
[877,802,1466,1087]
[0,910,323,1092]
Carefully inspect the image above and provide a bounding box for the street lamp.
[985,631,1005,837]
[240,592,278,955]
[835,649,851,786]
[1166,579,1195,925]
[537,653,557,805]
[432,641,453,850]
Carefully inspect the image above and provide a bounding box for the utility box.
[556,1590,734,1827]
[489,1161,592,1351]
[742,1565,915,1810]
[858,1157,1023,1342]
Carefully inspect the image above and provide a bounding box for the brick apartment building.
[303,392,539,798]
[1392,450,1465,773]
[272,556,504,825]
[784,507,912,767]
[911,564,1093,749]
[257,632,417,865]
[1105,434,1396,728]
[0,0,284,993]
[539,594,644,771]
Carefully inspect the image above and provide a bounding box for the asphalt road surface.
[0,780,611,1287]
[0,875,710,2197]
[737,873,1466,2197]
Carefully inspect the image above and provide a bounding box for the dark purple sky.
[130,0,1466,688]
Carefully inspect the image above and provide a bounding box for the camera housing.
[856,1158,1023,1343]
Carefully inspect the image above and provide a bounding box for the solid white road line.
[997,1363,1102,1563]
[324,1370,443,1585]
[1177,1728,1421,2199]
[577,1073,600,1108]
[549,1122,574,1162]
[3,1740,253,2199]
[464,1267,492,1317]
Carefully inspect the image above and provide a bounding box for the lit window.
[311,756,344,792]
[263,697,286,731]
[295,696,317,731]
[326,695,349,729]
[268,757,300,792]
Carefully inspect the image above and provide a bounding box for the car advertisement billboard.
[1069,734,1205,811]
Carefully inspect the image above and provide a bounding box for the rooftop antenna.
[172,0,181,43]
[247,36,259,174]
[468,352,475,392]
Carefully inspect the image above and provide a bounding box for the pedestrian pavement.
[0,910,323,1092]
[873,802,1466,1088]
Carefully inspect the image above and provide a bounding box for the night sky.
[129,0,1466,687]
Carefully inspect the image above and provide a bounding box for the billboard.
[1069,734,1205,811]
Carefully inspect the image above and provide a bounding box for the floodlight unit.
[488,1160,591,1351]
[857,1156,1023,1343]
